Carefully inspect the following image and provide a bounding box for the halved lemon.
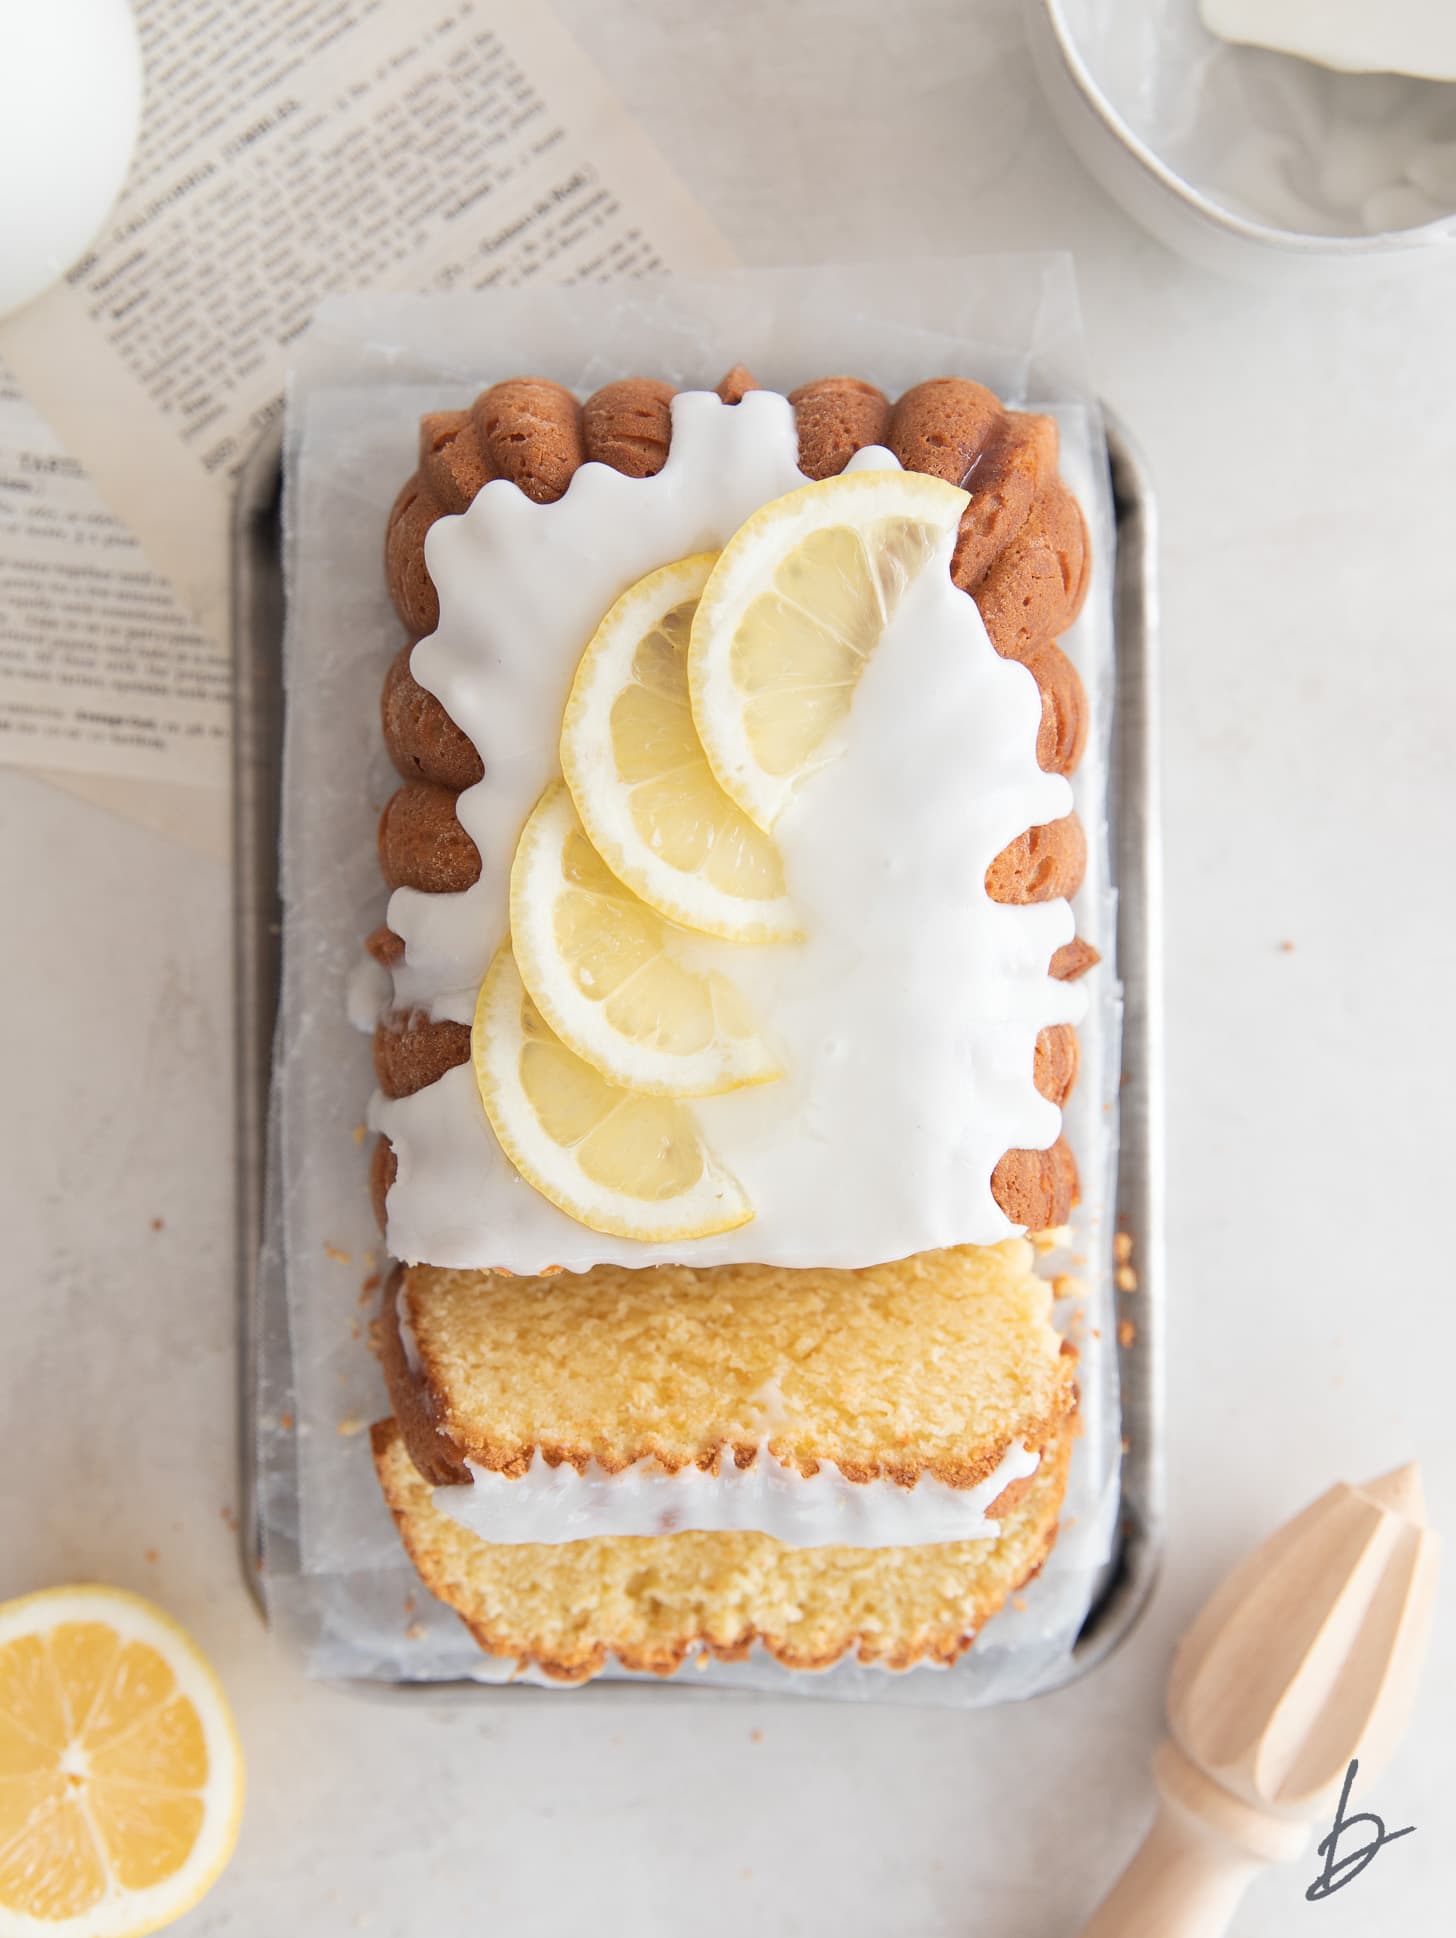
[687,471,970,829]
[560,554,799,942]
[510,781,781,1098]
[0,1586,244,1938]
[472,944,753,1241]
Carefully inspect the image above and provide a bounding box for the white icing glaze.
[431,1439,1041,1550]
[346,952,392,1033]
[369,390,1086,1271]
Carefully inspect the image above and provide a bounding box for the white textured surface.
[3,1,1453,1931]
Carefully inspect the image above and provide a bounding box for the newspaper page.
[0,0,733,792]
[0,359,226,787]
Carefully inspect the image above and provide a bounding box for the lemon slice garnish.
[687,471,969,829]
[510,781,781,1098]
[0,1585,244,1938]
[472,944,753,1241]
[560,554,800,941]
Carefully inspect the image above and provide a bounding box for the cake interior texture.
[385,1239,1076,1488]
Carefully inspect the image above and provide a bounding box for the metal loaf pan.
[232,409,1164,1690]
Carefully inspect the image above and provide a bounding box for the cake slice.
[372,1417,1074,1681]
[380,1239,1076,1504]
[354,363,1102,1685]
[373,1238,1077,1675]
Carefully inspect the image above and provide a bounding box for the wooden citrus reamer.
[1079,1463,1437,1937]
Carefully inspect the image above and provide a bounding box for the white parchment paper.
[258,264,1125,1701]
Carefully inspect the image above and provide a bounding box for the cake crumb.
[324,1242,352,1265]
[278,1413,295,1433]
[1118,1319,1137,1348]
[1113,1231,1133,1264]
[405,1621,426,1642]
[404,1595,417,1616]
[220,1505,238,1532]
[1029,1222,1072,1255]
[694,1651,711,1671]
[352,1123,368,1145]
[1278,938,1295,953]
[538,1264,563,1277]
[363,1249,379,1272]
[144,1547,159,1565]
[749,1728,763,1744]
[1121,1434,1132,1454]
[1052,1273,1087,1301]
[359,1272,381,1306]
[337,1414,366,1438]
[1012,1596,1028,1613]
[149,1216,165,1233]
[1090,1327,1101,1341]
[1115,1264,1138,1293]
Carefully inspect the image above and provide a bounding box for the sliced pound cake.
[373,1239,1077,1673]
[372,1417,1074,1680]
[379,1239,1076,1509]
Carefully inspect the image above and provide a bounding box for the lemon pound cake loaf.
[372,1240,1076,1678]
[352,363,1102,1682]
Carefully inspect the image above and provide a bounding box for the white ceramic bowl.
[0,0,143,317]
[1027,0,1456,281]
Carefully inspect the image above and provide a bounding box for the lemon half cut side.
[0,1585,244,1938]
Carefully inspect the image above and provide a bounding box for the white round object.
[0,0,143,318]
[1027,0,1456,282]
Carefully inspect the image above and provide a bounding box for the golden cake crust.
[789,375,893,479]
[373,1012,473,1101]
[991,1138,1081,1231]
[985,813,1088,906]
[376,1240,1079,1494]
[1050,936,1100,982]
[369,1134,397,1234]
[377,781,481,894]
[375,1265,471,1488]
[1034,1024,1080,1107]
[382,370,1089,681]
[381,641,483,790]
